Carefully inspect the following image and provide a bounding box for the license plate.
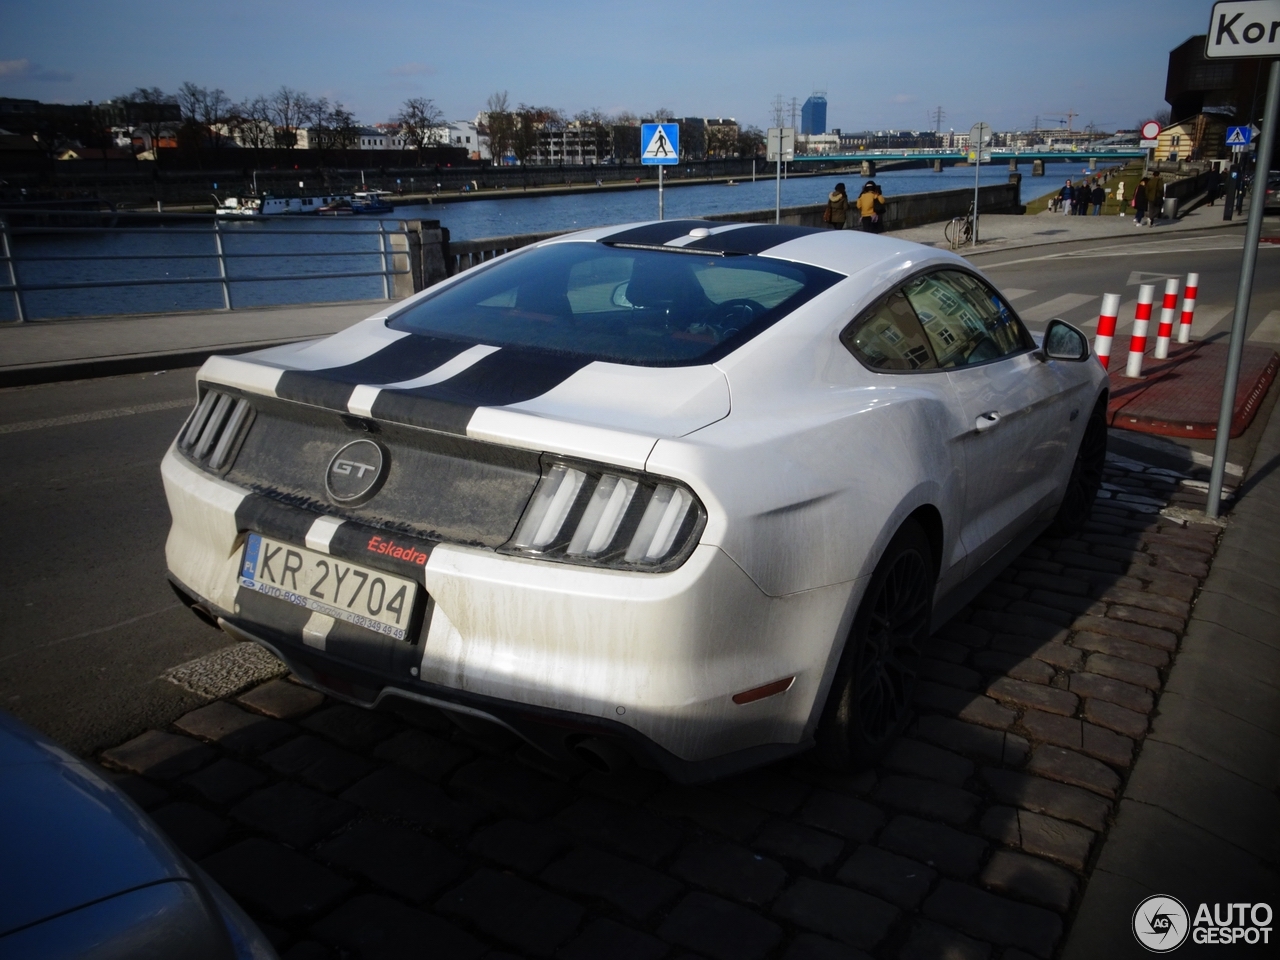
[239,533,418,641]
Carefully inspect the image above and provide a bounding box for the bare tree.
[329,104,360,152]
[118,86,178,155]
[651,106,675,121]
[229,95,274,163]
[483,91,516,165]
[177,82,233,153]
[267,86,309,148]
[512,105,562,165]
[397,97,444,164]
[736,125,766,157]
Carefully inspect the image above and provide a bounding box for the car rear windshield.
[388,241,843,366]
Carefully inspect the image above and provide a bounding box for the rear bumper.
[162,445,861,778]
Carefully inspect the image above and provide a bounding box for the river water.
[6,162,1088,321]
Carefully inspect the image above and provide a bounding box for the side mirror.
[1039,318,1090,362]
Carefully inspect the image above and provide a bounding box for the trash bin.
[1162,197,1179,219]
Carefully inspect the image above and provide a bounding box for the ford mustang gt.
[162,220,1107,781]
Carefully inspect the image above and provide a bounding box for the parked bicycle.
[944,203,974,249]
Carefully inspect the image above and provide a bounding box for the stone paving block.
[922,636,970,664]
[1106,604,1185,633]
[797,789,886,841]
[237,678,325,719]
[650,785,769,841]
[312,893,486,960]
[1081,699,1149,739]
[658,891,782,960]
[716,769,810,815]
[555,796,683,866]
[783,933,872,960]
[671,839,787,905]
[1069,631,1168,668]
[922,880,1062,958]
[101,729,215,780]
[316,819,466,902]
[280,941,327,960]
[915,682,1015,730]
[300,703,400,750]
[1026,588,1105,618]
[451,757,574,820]
[578,765,666,805]
[1151,551,1208,579]
[884,738,975,786]
[1136,569,1198,603]
[971,611,1070,642]
[1069,672,1153,714]
[1003,732,1031,766]
[559,918,670,960]
[1071,615,1176,652]
[753,819,846,872]
[97,768,168,809]
[971,650,1056,685]
[1051,551,1125,575]
[202,838,354,922]
[1091,585,1189,619]
[772,877,899,951]
[796,764,877,798]
[1018,710,1082,750]
[936,621,991,649]
[468,817,571,874]
[1026,745,1120,799]
[261,734,376,793]
[374,727,473,781]
[542,846,682,920]
[990,635,1082,671]
[986,677,1078,717]
[836,844,936,909]
[230,780,355,847]
[183,757,267,805]
[1080,722,1134,768]
[987,579,1029,600]
[341,766,483,834]
[1084,652,1161,691]
[979,849,1077,913]
[913,715,1005,764]
[174,701,294,754]
[877,815,987,878]
[981,769,1110,832]
[873,775,979,825]
[437,868,584,957]
[897,918,991,960]
[1005,600,1075,627]
[918,657,982,690]
[149,801,228,860]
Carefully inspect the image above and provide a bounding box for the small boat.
[351,190,395,214]
[215,194,353,216]
[318,199,355,216]
[214,196,261,217]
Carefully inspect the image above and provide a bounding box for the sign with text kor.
[1206,1,1280,57]
[641,123,679,164]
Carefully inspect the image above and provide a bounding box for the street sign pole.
[969,122,991,247]
[640,122,679,222]
[776,148,782,224]
[766,128,793,224]
[1206,58,1279,518]
[658,165,664,220]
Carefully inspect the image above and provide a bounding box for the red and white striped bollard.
[1094,293,1121,369]
[1153,277,1180,360]
[1177,272,1199,344]
[1125,283,1156,378]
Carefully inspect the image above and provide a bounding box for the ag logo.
[325,439,386,504]
[1134,895,1190,952]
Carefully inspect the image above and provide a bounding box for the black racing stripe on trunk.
[684,223,821,255]
[371,348,591,435]
[272,374,357,413]
[235,494,316,545]
[600,220,713,246]
[274,336,474,411]
[233,585,313,636]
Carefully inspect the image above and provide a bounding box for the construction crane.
[1043,110,1079,133]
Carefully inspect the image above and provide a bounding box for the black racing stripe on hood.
[599,220,713,246]
[684,223,822,255]
[274,335,473,411]
[370,348,591,435]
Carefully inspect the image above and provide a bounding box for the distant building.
[797,133,840,155]
[801,93,827,136]
[1165,35,1276,125]
[1154,114,1226,162]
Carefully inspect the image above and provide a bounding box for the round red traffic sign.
[1141,120,1162,140]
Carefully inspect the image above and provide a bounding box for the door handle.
[975,411,1001,432]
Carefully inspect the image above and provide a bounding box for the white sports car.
[162,220,1108,781]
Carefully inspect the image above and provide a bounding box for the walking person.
[1134,177,1149,226]
[1060,179,1074,215]
[856,180,886,233]
[1091,180,1105,215]
[1145,173,1163,226]
[824,182,849,229]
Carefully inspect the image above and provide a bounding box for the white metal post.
[658,165,664,221]
[0,216,25,323]
[775,152,782,224]
[212,218,232,310]
[378,221,390,299]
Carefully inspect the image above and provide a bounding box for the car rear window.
[389,241,843,366]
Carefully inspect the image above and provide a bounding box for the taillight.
[504,457,705,571]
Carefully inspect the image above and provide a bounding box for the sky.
[1,0,1218,134]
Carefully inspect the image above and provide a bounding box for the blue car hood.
[0,711,189,937]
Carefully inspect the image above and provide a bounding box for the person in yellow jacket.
[856,180,886,233]
[823,182,849,229]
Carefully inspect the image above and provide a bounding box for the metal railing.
[0,208,412,323]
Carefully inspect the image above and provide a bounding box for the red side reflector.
[732,677,795,705]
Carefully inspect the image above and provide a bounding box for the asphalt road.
[2,224,1277,758]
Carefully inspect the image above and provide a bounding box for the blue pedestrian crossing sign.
[641,123,679,164]
[1225,125,1252,146]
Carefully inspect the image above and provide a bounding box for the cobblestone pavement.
[97,451,1226,960]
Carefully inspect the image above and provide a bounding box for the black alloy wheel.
[818,519,933,769]
[1048,396,1108,536]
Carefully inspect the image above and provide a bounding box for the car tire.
[1048,396,1108,537]
[816,518,933,770]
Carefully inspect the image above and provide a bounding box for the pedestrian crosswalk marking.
[1019,293,1096,324]
[1000,288,1035,302]
[1249,310,1280,344]
[1126,270,1173,286]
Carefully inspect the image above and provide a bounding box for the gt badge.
[325,439,387,504]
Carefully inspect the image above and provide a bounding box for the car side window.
[902,270,1028,368]
[841,290,939,371]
